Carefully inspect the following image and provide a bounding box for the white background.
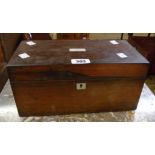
[0,0,155,155]
[1,123,155,155]
[0,0,155,32]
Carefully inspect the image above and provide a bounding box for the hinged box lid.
[7,40,149,81]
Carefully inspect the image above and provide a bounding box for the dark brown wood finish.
[8,40,148,66]
[23,33,89,40]
[7,40,149,116]
[0,33,22,62]
[57,33,89,40]
[23,33,51,40]
[0,33,23,93]
[0,44,5,63]
[0,45,7,92]
[0,66,8,92]
[128,36,155,74]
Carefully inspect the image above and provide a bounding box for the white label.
[110,40,119,45]
[69,48,86,52]
[18,53,30,59]
[26,41,36,46]
[71,59,90,64]
[116,53,128,58]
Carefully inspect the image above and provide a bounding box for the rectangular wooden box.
[7,40,149,116]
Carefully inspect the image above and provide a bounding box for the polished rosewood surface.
[8,40,149,66]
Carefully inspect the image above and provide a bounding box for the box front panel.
[10,78,144,116]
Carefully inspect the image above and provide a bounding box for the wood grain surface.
[7,40,149,116]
